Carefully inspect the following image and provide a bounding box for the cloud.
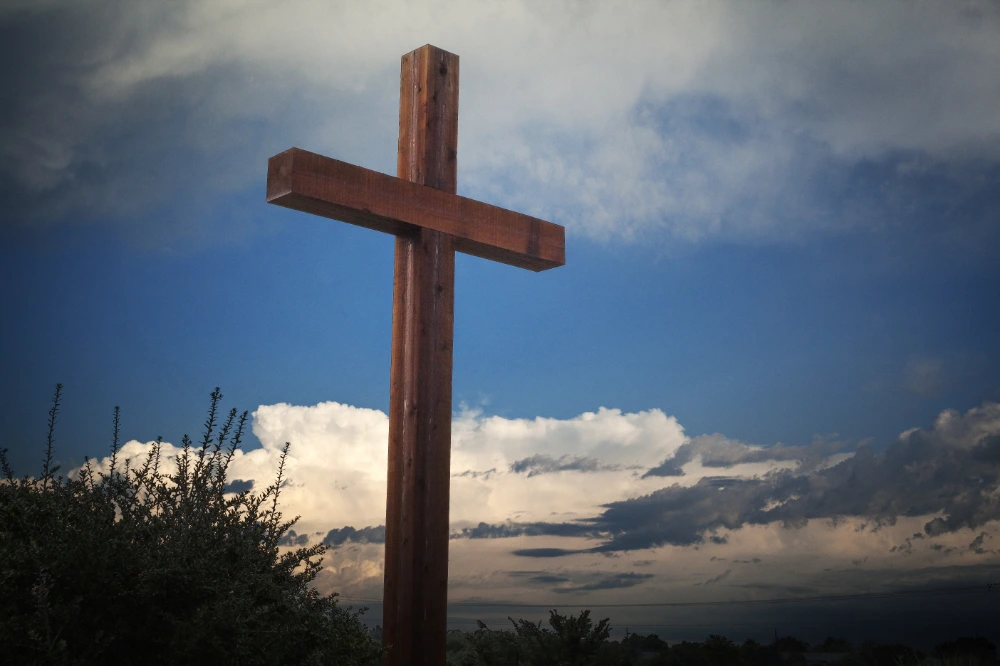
[967,531,994,555]
[509,454,623,477]
[78,397,1000,562]
[455,522,533,540]
[507,568,654,594]
[277,529,309,547]
[699,569,732,586]
[551,571,654,594]
[312,541,385,599]
[452,521,597,540]
[246,400,391,531]
[77,400,685,543]
[323,525,386,548]
[448,406,686,526]
[77,391,1000,569]
[569,402,1000,553]
[644,433,848,478]
[72,397,1000,611]
[4,1,999,247]
[225,478,254,493]
[510,548,583,559]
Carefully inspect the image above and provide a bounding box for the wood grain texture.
[262,44,566,666]
[383,44,459,666]
[266,148,564,271]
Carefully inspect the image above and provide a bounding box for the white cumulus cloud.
[74,399,1000,602]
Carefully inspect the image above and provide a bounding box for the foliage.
[453,609,614,666]
[663,640,712,666]
[739,639,783,666]
[814,637,855,654]
[449,623,999,666]
[0,385,382,666]
[932,638,997,665]
[841,642,925,666]
[774,636,811,653]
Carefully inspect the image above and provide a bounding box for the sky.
[2,0,1000,649]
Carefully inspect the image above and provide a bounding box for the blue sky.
[2,0,1000,647]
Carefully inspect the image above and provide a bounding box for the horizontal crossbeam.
[266,148,565,271]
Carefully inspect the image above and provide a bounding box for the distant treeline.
[444,610,998,666]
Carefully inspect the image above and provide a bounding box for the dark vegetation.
[2,386,996,666]
[0,385,382,665]
[445,613,999,666]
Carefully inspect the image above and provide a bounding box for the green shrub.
[932,638,998,665]
[454,609,614,666]
[0,385,382,666]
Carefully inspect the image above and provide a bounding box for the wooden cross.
[265,45,565,665]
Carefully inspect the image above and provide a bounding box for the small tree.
[0,385,382,666]
[932,638,997,665]
[703,634,741,666]
[814,637,854,654]
[459,609,613,666]
[844,642,924,666]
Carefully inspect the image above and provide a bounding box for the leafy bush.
[0,385,382,666]
[841,642,925,666]
[932,638,998,665]
[453,609,614,666]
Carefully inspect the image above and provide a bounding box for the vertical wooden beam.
[383,44,459,666]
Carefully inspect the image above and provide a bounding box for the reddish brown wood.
[267,148,564,271]
[263,43,566,666]
[382,44,459,666]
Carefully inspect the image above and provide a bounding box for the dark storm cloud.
[453,468,497,480]
[644,458,686,477]
[972,434,1000,463]
[1,4,217,230]
[0,1,370,247]
[322,525,386,548]
[225,478,254,493]
[552,572,654,593]
[590,474,799,550]
[4,2,1000,256]
[511,403,1000,556]
[891,533,930,554]
[737,582,819,596]
[509,454,622,477]
[452,521,600,540]
[454,522,535,539]
[645,433,849,478]
[277,529,309,546]
[698,569,732,585]
[528,574,571,585]
[511,548,583,558]
[507,569,654,593]
[781,560,1000,598]
[496,564,1000,650]
[967,531,994,555]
